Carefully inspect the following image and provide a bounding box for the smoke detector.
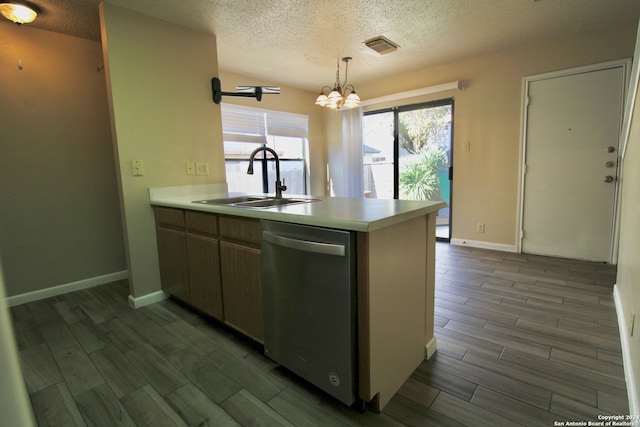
[363,36,399,55]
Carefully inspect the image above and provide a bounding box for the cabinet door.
[220,241,263,342]
[187,234,223,321]
[156,227,190,303]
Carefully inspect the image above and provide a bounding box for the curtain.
[340,107,364,198]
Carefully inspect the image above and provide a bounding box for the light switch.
[196,161,209,175]
[132,160,144,176]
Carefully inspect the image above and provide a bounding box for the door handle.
[604,175,615,183]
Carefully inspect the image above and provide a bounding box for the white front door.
[521,63,625,262]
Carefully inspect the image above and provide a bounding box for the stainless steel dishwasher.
[261,220,357,405]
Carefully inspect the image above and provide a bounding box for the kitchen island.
[150,184,445,411]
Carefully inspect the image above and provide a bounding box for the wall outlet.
[132,160,144,176]
[476,223,485,233]
[186,162,195,175]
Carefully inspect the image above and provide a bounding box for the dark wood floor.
[11,243,628,426]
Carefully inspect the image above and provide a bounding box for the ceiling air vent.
[363,36,399,55]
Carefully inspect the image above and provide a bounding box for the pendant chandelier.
[315,57,361,110]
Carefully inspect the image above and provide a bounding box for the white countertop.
[149,184,446,232]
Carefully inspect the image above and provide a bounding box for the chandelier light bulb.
[315,93,328,106]
[344,92,361,108]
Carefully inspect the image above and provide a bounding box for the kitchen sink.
[234,198,318,208]
[193,195,268,205]
[193,196,319,209]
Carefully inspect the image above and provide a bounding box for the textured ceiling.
[10,0,640,90]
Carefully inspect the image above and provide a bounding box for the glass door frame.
[364,97,454,242]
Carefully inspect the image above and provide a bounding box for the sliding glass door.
[363,99,453,241]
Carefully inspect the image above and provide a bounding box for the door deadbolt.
[605,161,616,168]
[604,175,615,183]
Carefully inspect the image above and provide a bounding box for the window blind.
[221,104,308,143]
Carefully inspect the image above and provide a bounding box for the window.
[221,105,310,195]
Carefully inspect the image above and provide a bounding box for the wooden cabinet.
[154,208,262,341]
[154,207,190,303]
[154,208,224,320]
[185,211,223,321]
[219,215,263,342]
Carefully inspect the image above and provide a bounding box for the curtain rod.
[361,81,460,106]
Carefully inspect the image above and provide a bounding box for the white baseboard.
[450,238,518,253]
[128,290,168,309]
[425,336,438,359]
[613,284,639,416]
[6,270,129,307]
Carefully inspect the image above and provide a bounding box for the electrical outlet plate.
[186,162,195,175]
[476,223,485,233]
[132,160,144,176]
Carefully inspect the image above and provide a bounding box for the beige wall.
[616,23,640,413]
[357,25,638,247]
[100,3,225,298]
[0,21,126,296]
[217,70,328,196]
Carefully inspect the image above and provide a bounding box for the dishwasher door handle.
[262,231,346,256]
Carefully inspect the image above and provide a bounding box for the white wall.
[615,21,640,414]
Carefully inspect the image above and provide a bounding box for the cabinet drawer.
[186,211,218,236]
[155,207,185,229]
[219,216,261,244]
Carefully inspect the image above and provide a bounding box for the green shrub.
[400,147,447,200]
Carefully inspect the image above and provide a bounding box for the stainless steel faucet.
[247,146,287,198]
